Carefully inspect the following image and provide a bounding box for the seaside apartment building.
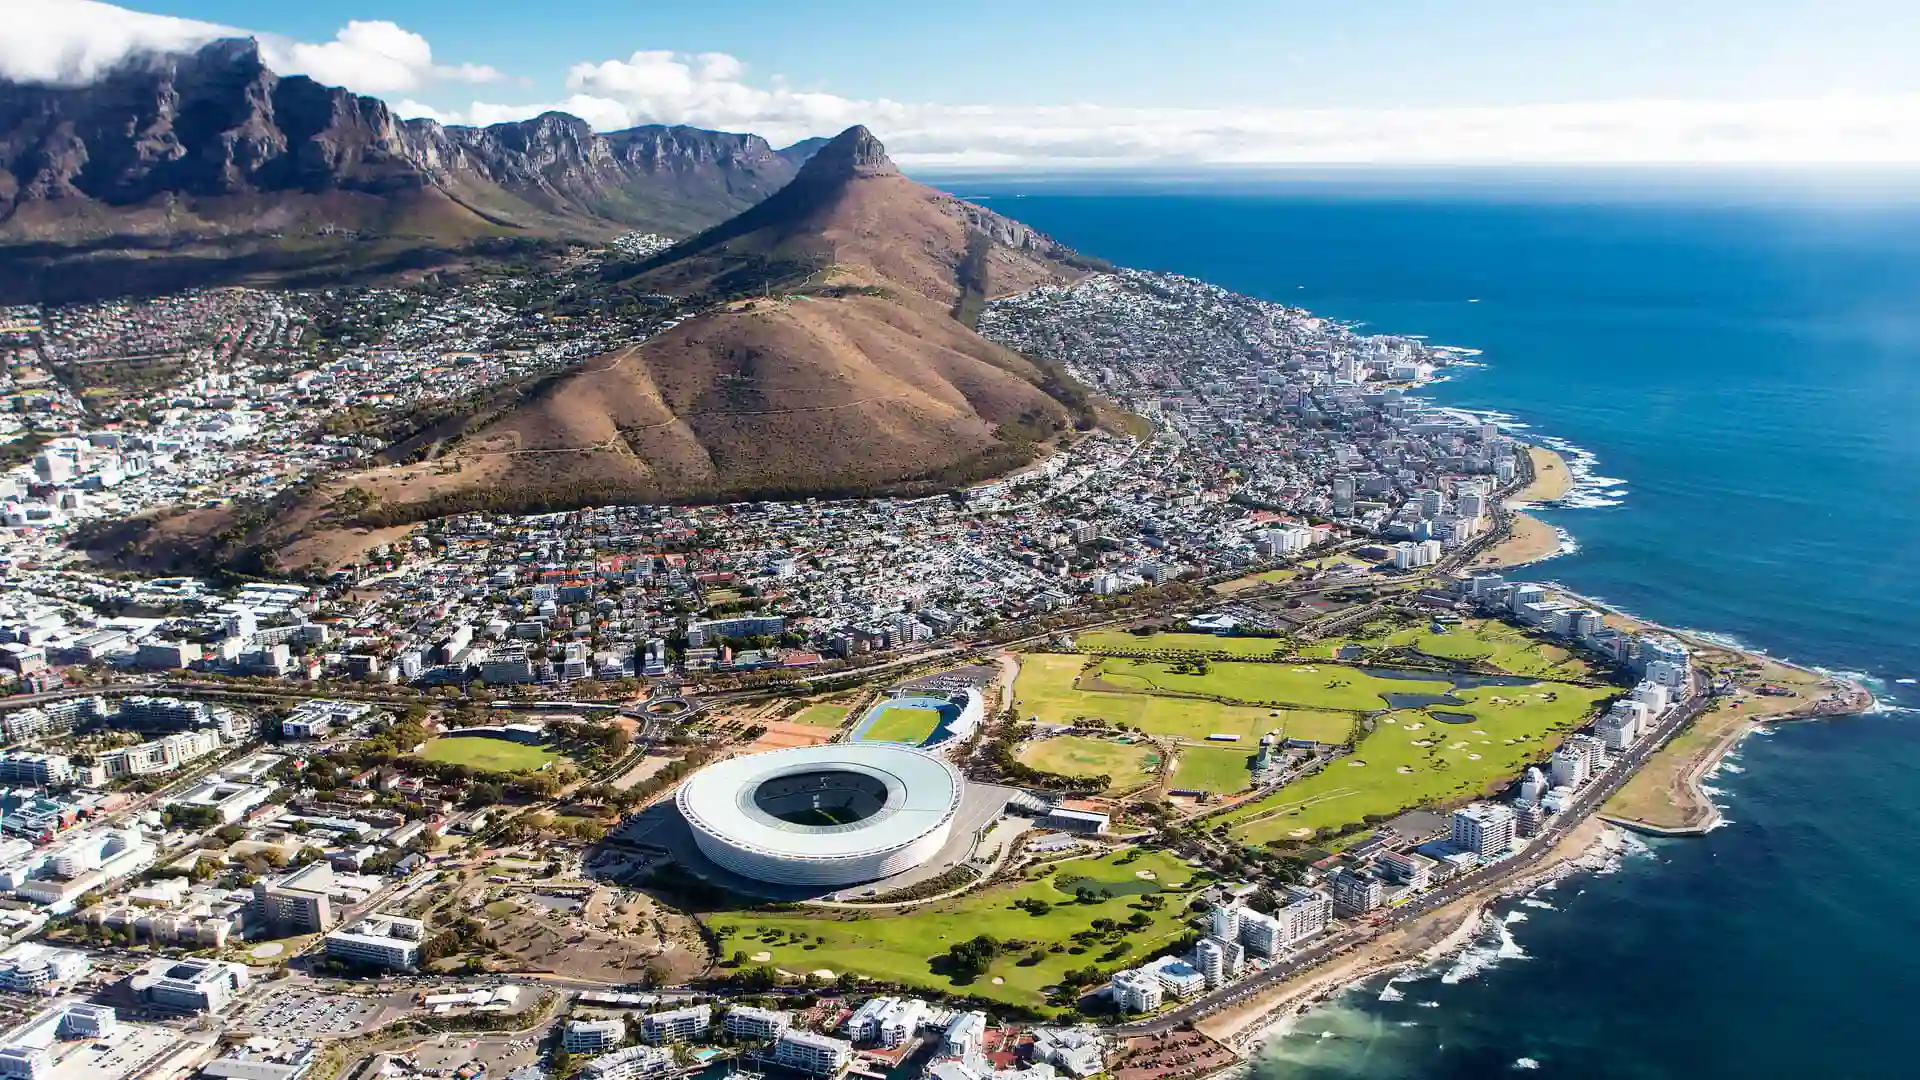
[722,1005,789,1040]
[1451,803,1518,858]
[579,1046,674,1080]
[563,1018,627,1053]
[771,1030,853,1076]
[638,1004,711,1044]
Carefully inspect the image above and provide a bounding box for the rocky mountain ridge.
[0,37,819,298]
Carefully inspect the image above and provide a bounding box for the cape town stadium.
[675,742,964,887]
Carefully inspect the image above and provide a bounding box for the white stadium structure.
[676,742,964,887]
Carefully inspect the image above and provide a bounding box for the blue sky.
[17,0,1920,166]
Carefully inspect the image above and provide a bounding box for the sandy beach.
[1197,816,1611,1051]
[1469,511,1563,569]
[1514,444,1574,502]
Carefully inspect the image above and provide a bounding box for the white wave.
[1377,983,1406,1003]
[1418,1001,1440,1008]
[1519,898,1557,910]
[1716,762,1745,775]
[1866,702,1920,716]
[1514,1058,1542,1070]
[1897,678,1917,685]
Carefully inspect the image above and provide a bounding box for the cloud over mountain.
[14,0,1920,167]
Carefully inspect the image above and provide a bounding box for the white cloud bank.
[10,0,1920,167]
[4,0,498,93]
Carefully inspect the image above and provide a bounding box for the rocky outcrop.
[0,37,813,242]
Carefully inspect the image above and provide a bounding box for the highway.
[1110,669,1712,1036]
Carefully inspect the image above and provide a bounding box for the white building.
[1193,936,1244,988]
[323,913,424,971]
[940,1012,986,1060]
[721,1005,788,1040]
[563,1018,627,1053]
[1110,967,1163,1013]
[1451,804,1517,858]
[129,957,248,1013]
[771,1030,853,1076]
[846,996,924,1048]
[638,1004,711,1044]
[1208,903,1242,943]
[579,1046,673,1080]
[0,944,87,994]
[1550,745,1590,788]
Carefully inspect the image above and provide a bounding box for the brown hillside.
[257,127,1096,571]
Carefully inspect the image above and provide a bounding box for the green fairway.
[1017,736,1161,791]
[792,703,851,727]
[1012,653,1357,744]
[417,736,560,774]
[1075,631,1287,658]
[1171,745,1256,794]
[707,849,1207,1011]
[1086,656,1454,712]
[1219,680,1618,845]
[858,705,946,744]
[1298,617,1595,680]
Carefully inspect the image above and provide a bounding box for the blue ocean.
[938,175,1920,1079]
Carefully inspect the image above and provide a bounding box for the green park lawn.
[1017,736,1161,791]
[1171,745,1256,794]
[1212,568,1299,594]
[859,705,945,744]
[417,736,560,774]
[1013,653,1357,744]
[1074,631,1288,658]
[1219,680,1618,845]
[792,703,851,728]
[707,849,1208,1011]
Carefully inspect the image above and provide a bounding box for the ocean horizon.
[937,176,1920,1078]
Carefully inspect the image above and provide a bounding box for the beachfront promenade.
[1110,667,1713,1036]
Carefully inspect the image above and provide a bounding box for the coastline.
[1198,816,1613,1054]
[1513,445,1574,503]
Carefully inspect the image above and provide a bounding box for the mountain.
[0,37,817,300]
[250,126,1106,573]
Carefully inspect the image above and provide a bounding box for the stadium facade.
[676,743,963,887]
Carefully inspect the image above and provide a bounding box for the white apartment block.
[1110,967,1163,1013]
[579,1046,674,1080]
[638,1004,711,1044]
[563,1018,627,1053]
[721,1005,789,1040]
[771,1030,853,1076]
[1451,803,1518,858]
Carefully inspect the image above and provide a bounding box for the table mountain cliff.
[0,37,817,300]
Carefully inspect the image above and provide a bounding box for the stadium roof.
[677,743,961,861]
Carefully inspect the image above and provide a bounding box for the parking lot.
[232,989,381,1037]
[397,1031,546,1079]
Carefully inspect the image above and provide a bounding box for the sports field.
[707,849,1206,1011]
[1012,653,1357,744]
[1017,736,1161,791]
[417,736,560,774]
[1171,745,1255,794]
[1075,631,1287,658]
[1212,568,1298,594]
[1299,617,1594,679]
[1219,680,1617,844]
[792,703,851,727]
[857,704,947,744]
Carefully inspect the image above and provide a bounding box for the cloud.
[0,0,235,83]
[2,1,502,94]
[412,48,1920,166]
[11,3,1920,167]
